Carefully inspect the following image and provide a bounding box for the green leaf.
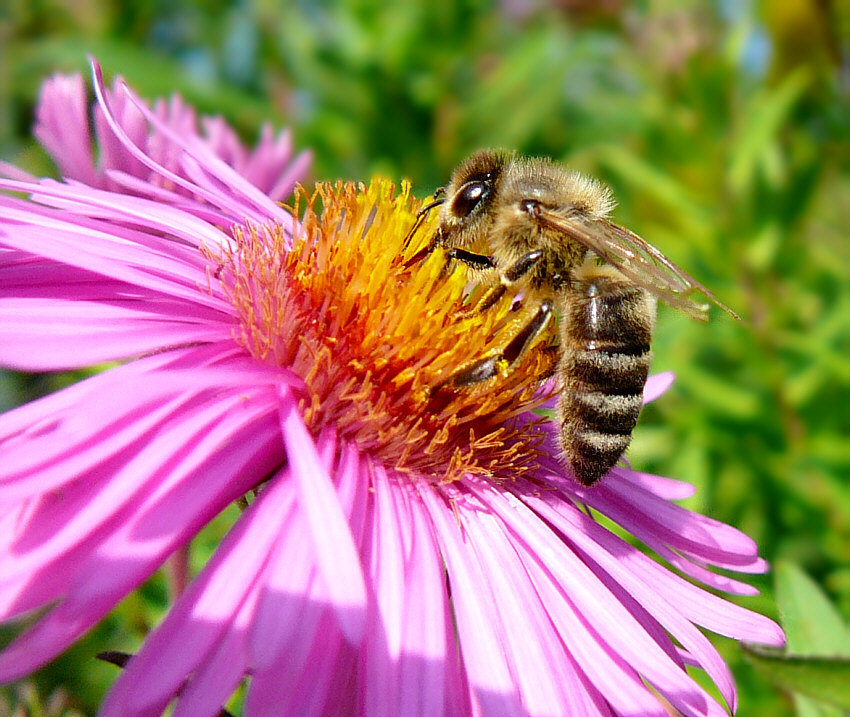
[743,647,850,710]
[775,561,850,657]
[774,562,850,717]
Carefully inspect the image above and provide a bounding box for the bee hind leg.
[439,299,554,389]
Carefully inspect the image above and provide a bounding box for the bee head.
[437,149,512,247]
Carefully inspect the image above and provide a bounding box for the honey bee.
[415,149,738,485]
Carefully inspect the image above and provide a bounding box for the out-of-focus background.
[1,0,848,715]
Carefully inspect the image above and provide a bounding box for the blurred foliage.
[1,0,849,714]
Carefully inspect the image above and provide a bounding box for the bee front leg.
[446,247,497,270]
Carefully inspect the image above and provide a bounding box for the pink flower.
[0,62,783,716]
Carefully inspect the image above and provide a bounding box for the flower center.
[219,179,556,483]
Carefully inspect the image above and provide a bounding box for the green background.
[1,0,848,714]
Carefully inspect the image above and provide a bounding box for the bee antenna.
[416,197,445,219]
[402,196,444,250]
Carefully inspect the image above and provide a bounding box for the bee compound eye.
[452,180,490,218]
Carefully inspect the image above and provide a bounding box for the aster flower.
[0,62,783,717]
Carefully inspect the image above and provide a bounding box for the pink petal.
[399,481,465,716]
[359,462,467,717]
[90,62,296,229]
[247,484,323,672]
[0,354,294,501]
[170,595,254,717]
[279,391,368,644]
[521,555,684,717]
[100,470,295,717]
[519,488,741,709]
[361,460,408,716]
[0,393,281,681]
[459,501,606,716]
[0,388,277,614]
[92,77,149,182]
[420,488,525,717]
[33,74,98,186]
[247,613,355,717]
[643,371,675,403]
[652,543,761,595]
[0,347,195,440]
[466,479,730,717]
[614,468,696,501]
[585,474,767,571]
[0,160,36,182]
[0,299,232,370]
[0,193,228,301]
[0,178,235,263]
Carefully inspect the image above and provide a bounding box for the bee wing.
[539,211,740,322]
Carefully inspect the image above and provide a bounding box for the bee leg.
[447,248,544,279]
[435,247,494,281]
[474,249,544,311]
[403,242,437,269]
[471,284,507,313]
[456,249,544,313]
[446,248,496,270]
[442,299,554,388]
[503,250,544,283]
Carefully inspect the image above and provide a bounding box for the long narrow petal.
[0,194,229,304]
[0,392,282,681]
[399,482,466,717]
[643,371,675,403]
[100,469,296,717]
[170,589,257,717]
[518,488,741,709]
[461,485,663,717]
[361,459,407,716]
[247,484,322,672]
[580,474,768,571]
[246,612,355,717]
[0,354,293,501]
[521,555,682,716]
[420,488,525,717]
[0,178,235,262]
[0,300,231,370]
[524,484,783,652]
[466,479,730,717]
[278,391,368,644]
[460,503,605,717]
[33,74,97,186]
[0,343,260,441]
[90,62,296,229]
[0,389,274,593]
[247,441,363,717]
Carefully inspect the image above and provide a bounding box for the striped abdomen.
[558,265,656,485]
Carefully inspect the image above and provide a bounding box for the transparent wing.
[538,210,740,322]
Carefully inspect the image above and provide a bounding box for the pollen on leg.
[211,179,557,483]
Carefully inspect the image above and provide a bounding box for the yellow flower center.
[220,179,555,483]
